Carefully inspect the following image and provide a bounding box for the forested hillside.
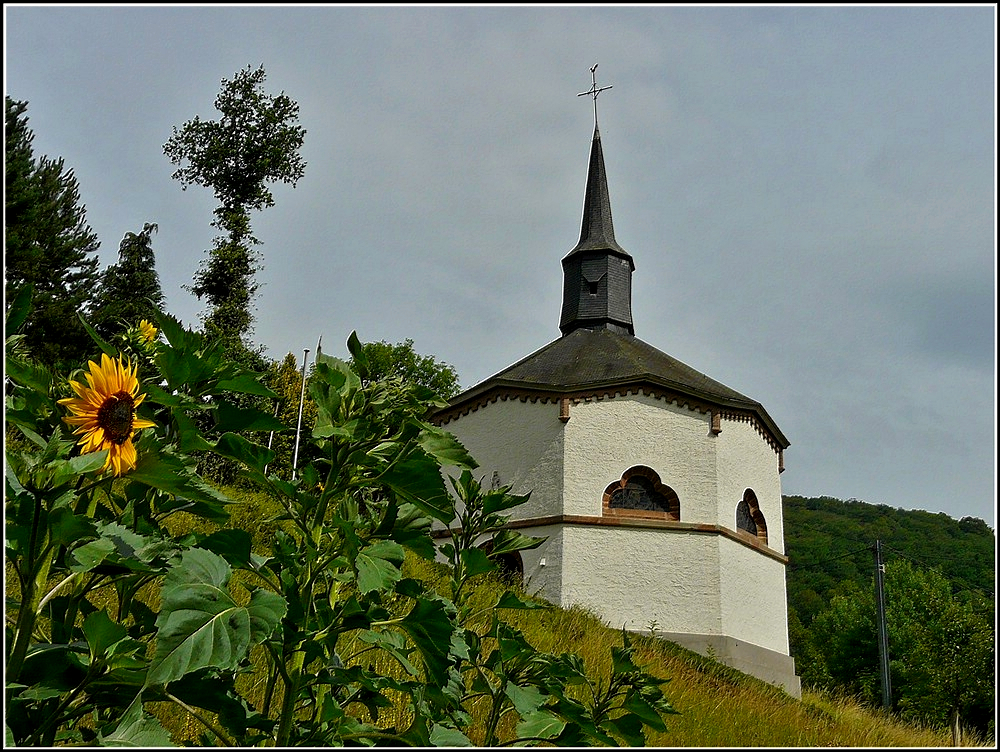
[782,495,995,739]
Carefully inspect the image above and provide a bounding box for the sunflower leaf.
[77,313,117,357]
[146,549,251,687]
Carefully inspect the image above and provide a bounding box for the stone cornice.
[432,513,789,564]
[432,382,786,455]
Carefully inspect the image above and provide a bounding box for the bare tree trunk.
[950,707,961,746]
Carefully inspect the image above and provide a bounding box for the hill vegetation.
[783,494,995,740]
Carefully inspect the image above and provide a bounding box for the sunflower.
[58,353,156,476]
[137,319,158,343]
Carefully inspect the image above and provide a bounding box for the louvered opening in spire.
[560,126,635,336]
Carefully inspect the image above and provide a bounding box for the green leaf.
[382,451,454,523]
[346,331,368,376]
[197,529,252,568]
[506,681,548,717]
[99,696,174,747]
[247,588,286,643]
[494,591,550,610]
[215,374,278,398]
[216,400,286,432]
[604,713,646,746]
[212,432,275,474]
[3,354,52,395]
[515,709,566,741]
[459,546,495,578]
[490,529,546,558]
[5,283,33,333]
[398,597,461,686]
[146,549,251,687]
[129,448,231,512]
[68,538,116,573]
[416,426,478,470]
[77,312,117,357]
[356,540,406,595]
[429,724,473,746]
[82,609,128,661]
[48,506,98,547]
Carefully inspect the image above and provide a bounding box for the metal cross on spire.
[577,64,612,127]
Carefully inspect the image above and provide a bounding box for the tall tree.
[350,338,461,399]
[5,96,100,369]
[89,222,166,340]
[810,559,994,740]
[162,65,306,353]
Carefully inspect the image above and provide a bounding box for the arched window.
[736,489,767,545]
[603,466,679,520]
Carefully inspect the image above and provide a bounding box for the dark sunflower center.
[97,391,136,445]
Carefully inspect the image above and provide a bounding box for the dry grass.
[10,485,991,747]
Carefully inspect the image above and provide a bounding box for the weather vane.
[577,64,612,127]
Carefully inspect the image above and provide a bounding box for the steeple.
[559,125,635,336]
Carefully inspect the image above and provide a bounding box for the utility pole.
[872,539,892,709]
[291,347,310,480]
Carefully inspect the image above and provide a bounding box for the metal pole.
[291,347,310,480]
[263,398,280,476]
[873,539,892,709]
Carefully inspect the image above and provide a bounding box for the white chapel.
[434,112,801,696]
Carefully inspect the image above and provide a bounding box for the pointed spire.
[568,126,628,257]
[559,126,635,336]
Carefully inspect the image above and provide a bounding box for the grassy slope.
[155,487,979,747]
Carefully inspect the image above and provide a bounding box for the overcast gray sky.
[5,4,996,527]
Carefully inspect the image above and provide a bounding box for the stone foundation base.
[656,631,801,698]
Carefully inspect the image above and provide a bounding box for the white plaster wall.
[558,525,723,636]
[718,537,791,655]
[715,417,785,553]
[515,524,565,605]
[563,394,718,522]
[442,399,565,520]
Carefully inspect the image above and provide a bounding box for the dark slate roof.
[441,327,789,448]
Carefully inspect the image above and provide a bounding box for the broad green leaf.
[77,313,117,357]
[398,597,461,685]
[382,452,454,523]
[215,400,286,432]
[347,331,369,377]
[490,529,545,557]
[82,609,127,660]
[68,538,116,573]
[146,549,250,687]
[5,283,32,332]
[623,690,669,731]
[416,426,477,470]
[48,506,98,546]
[515,709,566,741]
[429,724,473,746]
[505,681,547,717]
[356,540,406,594]
[247,588,286,643]
[604,713,646,746]
[459,546,495,578]
[212,432,275,474]
[3,355,52,396]
[99,696,174,747]
[198,529,252,568]
[215,373,278,398]
[483,489,532,515]
[129,448,231,512]
[359,629,420,678]
[494,591,550,610]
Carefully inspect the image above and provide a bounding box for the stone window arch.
[603,465,679,521]
[736,489,768,545]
